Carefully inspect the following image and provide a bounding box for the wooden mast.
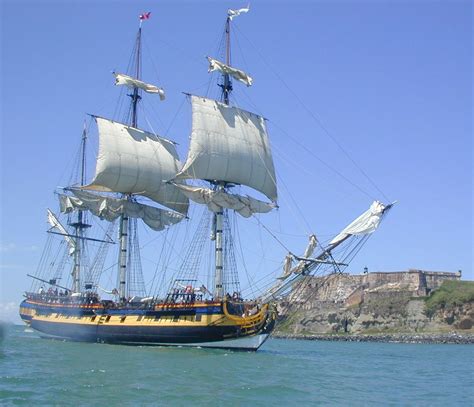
[118,20,143,302]
[214,16,233,300]
[70,122,90,293]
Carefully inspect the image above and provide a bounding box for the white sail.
[277,254,293,280]
[59,190,184,231]
[292,234,318,274]
[207,57,253,87]
[176,96,277,202]
[47,209,76,255]
[83,117,189,215]
[330,201,386,245]
[113,72,165,100]
[261,202,390,302]
[174,184,275,218]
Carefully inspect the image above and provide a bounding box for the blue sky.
[0,0,472,322]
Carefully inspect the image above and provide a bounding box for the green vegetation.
[425,280,474,317]
[275,310,304,334]
[363,292,411,318]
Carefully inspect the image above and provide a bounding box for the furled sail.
[176,96,277,203]
[276,235,317,280]
[329,201,386,245]
[59,190,183,231]
[82,117,189,215]
[292,234,318,274]
[261,201,391,302]
[277,254,293,280]
[47,209,76,255]
[173,184,276,218]
[207,57,253,87]
[113,72,165,100]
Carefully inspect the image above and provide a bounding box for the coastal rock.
[456,317,473,330]
[276,272,473,338]
[272,332,474,345]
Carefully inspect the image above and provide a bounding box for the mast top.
[222,16,232,105]
[129,12,151,126]
[139,11,151,27]
[209,7,252,104]
[227,5,250,21]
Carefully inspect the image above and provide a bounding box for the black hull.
[20,299,275,350]
[31,319,243,344]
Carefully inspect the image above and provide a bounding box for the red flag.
[139,12,151,20]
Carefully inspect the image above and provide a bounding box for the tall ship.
[19,8,392,351]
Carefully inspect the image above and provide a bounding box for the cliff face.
[276,271,473,335]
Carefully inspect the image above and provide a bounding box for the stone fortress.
[290,269,462,309]
[279,269,467,334]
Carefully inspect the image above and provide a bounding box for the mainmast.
[59,12,187,299]
[131,26,142,127]
[118,20,143,302]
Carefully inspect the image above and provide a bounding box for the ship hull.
[20,299,274,351]
[116,333,270,350]
[34,325,269,351]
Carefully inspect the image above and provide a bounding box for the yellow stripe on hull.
[20,299,276,349]
[31,312,237,328]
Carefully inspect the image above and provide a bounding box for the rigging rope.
[234,24,391,203]
[251,214,292,254]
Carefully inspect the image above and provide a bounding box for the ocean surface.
[1,325,473,406]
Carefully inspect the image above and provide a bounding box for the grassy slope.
[276,280,474,335]
[425,280,474,317]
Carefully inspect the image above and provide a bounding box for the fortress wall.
[422,271,461,290]
[281,270,469,335]
[293,270,462,304]
[300,274,365,303]
[366,271,421,289]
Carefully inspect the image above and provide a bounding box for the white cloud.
[0,243,16,252]
[0,264,27,270]
[0,301,21,324]
[0,242,39,253]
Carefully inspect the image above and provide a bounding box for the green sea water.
[1,325,473,406]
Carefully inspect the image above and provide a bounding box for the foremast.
[213,15,232,299]
[221,16,232,105]
[173,7,277,301]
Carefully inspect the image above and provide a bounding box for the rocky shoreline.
[273,332,474,345]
